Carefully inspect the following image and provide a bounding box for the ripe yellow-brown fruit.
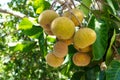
[72,52,91,66]
[46,53,64,68]
[59,38,73,46]
[53,41,68,58]
[42,24,54,35]
[62,38,73,46]
[74,45,91,52]
[63,9,84,26]
[73,28,96,49]
[38,10,59,29]
[51,17,75,40]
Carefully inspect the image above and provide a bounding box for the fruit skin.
[73,28,96,49]
[46,53,64,68]
[38,10,59,29]
[72,52,91,66]
[61,38,73,46]
[53,41,68,58]
[74,45,91,52]
[63,9,84,26]
[51,17,75,40]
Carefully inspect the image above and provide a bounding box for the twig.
[70,0,76,8]
[65,0,72,9]
[50,0,57,10]
[0,8,26,18]
[112,45,119,54]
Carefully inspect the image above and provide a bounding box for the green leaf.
[33,0,50,14]
[44,1,51,10]
[79,0,92,16]
[111,0,120,10]
[106,60,120,80]
[33,0,45,9]
[71,71,85,80]
[19,18,43,39]
[19,18,33,30]
[23,25,43,39]
[88,15,109,60]
[38,31,47,58]
[85,65,100,80]
[99,71,106,80]
[68,45,77,54]
[61,62,71,76]
[10,41,36,52]
[117,48,120,54]
[105,29,116,65]
[47,36,56,43]
[36,4,45,14]
[106,0,116,15]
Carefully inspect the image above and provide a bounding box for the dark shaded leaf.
[88,15,109,60]
[106,60,120,80]
[38,31,47,58]
[71,71,85,80]
[23,25,43,39]
[85,65,100,80]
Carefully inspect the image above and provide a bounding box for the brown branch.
[0,8,37,25]
[0,8,26,18]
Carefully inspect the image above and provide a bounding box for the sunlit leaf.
[106,60,120,80]
[33,0,45,9]
[79,0,92,16]
[105,29,116,65]
[33,0,50,14]
[10,41,36,52]
[36,4,45,14]
[19,18,33,30]
[19,18,43,38]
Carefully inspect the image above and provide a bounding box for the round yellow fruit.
[38,10,59,28]
[46,53,64,68]
[53,41,68,58]
[74,45,91,52]
[51,17,75,40]
[72,52,91,66]
[61,38,73,46]
[73,28,96,49]
[63,8,84,26]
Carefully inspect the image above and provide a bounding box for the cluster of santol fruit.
[38,8,96,68]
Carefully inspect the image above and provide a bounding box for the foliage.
[0,0,120,80]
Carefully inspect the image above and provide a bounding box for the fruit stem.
[70,0,76,8]
[112,45,119,55]
[50,0,57,10]
[65,0,72,9]
[64,0,83,27]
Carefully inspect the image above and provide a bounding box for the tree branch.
[0,8,26,18]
